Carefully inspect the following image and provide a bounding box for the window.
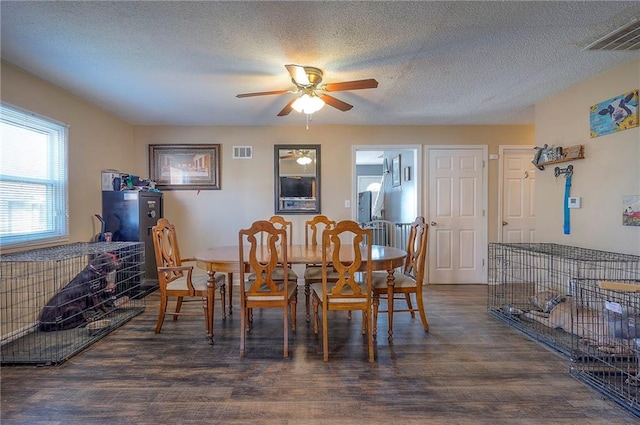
[0,103,68,248]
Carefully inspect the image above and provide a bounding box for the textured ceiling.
[1,1,639,126]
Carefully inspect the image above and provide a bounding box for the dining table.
[194,243,407,343]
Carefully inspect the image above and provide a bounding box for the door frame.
[352,144,422,222]
[497,145,534,242]
[425,145,488,284]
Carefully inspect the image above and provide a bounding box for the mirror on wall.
[274,144,320,214]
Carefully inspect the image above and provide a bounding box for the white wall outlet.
[344,200,351,208]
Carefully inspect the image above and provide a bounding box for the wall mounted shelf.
[534,144,584,169]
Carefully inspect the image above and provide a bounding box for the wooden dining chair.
[151,218,226,338]
[248,215,299,283]
[311,220,374,362]
[239,220,298,358]
[372,216,429,334]
[303,215,338,321]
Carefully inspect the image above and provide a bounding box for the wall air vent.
[584,19,640,51]
[232,146,253,159]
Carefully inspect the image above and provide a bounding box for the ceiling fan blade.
[322,79,379,92]
[277,98,296,116]
[236,89,291,98]
[320,94,353,112]
[285,64,310,86]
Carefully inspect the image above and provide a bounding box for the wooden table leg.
[207,271,216,345]
[227,272,233,315]
[386,268,394,342]
[219,283,227,320]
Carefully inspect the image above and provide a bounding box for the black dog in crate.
[38,252,122,331]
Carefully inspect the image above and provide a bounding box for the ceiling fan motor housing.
[297,66,323,87]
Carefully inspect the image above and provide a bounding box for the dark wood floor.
[2,284,638,424]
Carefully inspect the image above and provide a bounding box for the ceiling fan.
[236,64,378,116]
[280,149,315,165]
[280,149,313,159]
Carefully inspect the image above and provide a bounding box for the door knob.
[502,221,508,226]
[430,221,437,226]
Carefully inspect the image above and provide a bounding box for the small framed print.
[149,144,220,190]
[392,155,401,187]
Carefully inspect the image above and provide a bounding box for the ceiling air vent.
[233,146,253,159]
[584,19,640,51]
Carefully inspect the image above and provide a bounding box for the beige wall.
[1,61,135,253]
[2,61,535,259]
[132,125,534,255]
[534,58,640,255]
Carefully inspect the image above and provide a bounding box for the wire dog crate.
[570,279,640,417]
[487,243,640,356]
[0,242,145,365]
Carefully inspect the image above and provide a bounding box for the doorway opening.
[353,145,421,224]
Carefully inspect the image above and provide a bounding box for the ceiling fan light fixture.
[296,155,312,165]
[291,94,325,114]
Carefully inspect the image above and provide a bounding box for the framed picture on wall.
[589,90,639,138]
[149,144,220,190]
[392,155,401,187]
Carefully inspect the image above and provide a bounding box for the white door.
[428,147,486,284]
[499,147,536,243]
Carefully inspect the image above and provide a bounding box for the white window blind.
[0,103,69,248]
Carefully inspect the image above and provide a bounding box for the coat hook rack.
[554,164,573,178]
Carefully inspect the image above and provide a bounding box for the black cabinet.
[102,191,163,295]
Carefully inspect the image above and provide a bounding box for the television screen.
[280,176,314,198]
